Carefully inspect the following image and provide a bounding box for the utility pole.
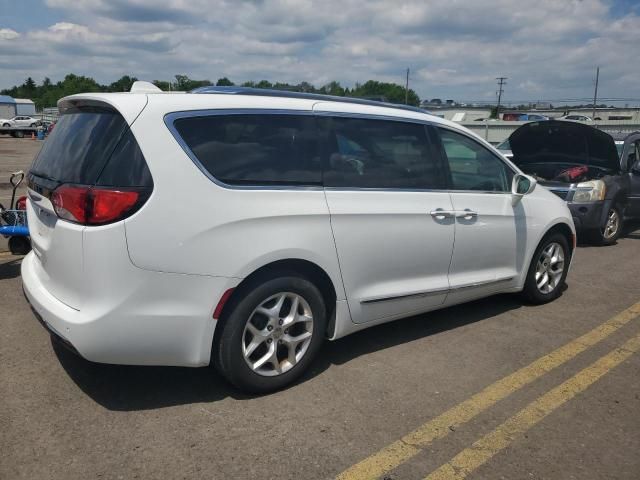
[496,77,507,119]
[405,68,410,105]
[592,66,599,120]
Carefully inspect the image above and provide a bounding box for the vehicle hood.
[509,120,619,182]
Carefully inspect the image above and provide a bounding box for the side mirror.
[512,174,536,204]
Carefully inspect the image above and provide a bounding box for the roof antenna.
[130,81,162,93]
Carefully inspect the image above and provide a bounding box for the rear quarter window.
[171,114,322,186]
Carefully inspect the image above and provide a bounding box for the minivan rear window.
[30,106,151,187]
[172,114,322,186]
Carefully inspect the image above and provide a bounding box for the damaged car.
[509,120,640,245]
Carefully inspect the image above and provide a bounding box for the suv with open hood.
[509,120,640,244]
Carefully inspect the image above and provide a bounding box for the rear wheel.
[214,276,326,393]
[522,233,569,304]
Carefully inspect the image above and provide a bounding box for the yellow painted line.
[336,301,640,480]
[425,330,640,480]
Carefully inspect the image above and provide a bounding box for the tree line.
[1,74,421,109]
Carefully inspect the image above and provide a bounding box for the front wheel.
[522,233,570,304]
[2,123,9,127]
[595,205,623,245]
[214,276,327,393]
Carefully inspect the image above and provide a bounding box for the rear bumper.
[22,251,238,367]
[25,291,81,356]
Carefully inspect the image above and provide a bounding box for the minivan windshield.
[30,106,129,184]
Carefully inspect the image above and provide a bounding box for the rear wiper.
[28,170,58,182]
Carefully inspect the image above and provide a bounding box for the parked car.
[0,115,39,128]
[502,113,549,121]
[23,84,575,393]
[559,114,593,122]
[508,120,640,245]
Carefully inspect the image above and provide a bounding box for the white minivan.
[22,83,575,393]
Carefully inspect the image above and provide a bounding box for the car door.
[434,126,522,304]
[625,138,640,218]
[319,114,455,324]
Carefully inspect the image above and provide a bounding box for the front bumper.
[567,201,605,231]
[22,251,237,367]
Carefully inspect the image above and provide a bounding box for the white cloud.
[0,0,638,104]
[0,28,20,40]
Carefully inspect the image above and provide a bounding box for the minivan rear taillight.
[51,185,147,225]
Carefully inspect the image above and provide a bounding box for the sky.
[1,0,640,104]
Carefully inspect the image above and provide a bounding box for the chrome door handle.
[456,209,478,220]
[430,209,456,220]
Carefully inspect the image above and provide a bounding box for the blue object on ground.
[0,225,29,236]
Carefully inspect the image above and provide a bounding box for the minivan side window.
[323,117,447,189]
[438,128,513,192]
[172,114,321,186]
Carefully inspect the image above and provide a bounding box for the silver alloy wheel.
[242,292,314,377]
[602,208,620,240]
[535,242,565,294]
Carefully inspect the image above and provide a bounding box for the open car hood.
[509,121,619,181]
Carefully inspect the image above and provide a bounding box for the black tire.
[2,123,9,127]
[30,123,36,127]
[522,232,570,304]
[13,130,24,138]
[8,236,31,255]
[593,205,623,246]
[214,275,327,394]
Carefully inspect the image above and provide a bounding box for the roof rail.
[190,86,430,115]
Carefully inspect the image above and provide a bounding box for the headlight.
[572,179,606,203]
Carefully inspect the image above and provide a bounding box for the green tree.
[174,74,211,91]
[321,81,345,96]
[152,80,172,91]
[0,73,423,110]
[351,80,420,106]
[216,77,234,86]
[24,77,36,93]
[255,80,273,89]
[108,75,138,92]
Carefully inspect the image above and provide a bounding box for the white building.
[0,96,36,117]
[15,98,36,116]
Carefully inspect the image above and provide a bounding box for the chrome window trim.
[324,186,508,195]
[164,108,519,194]
[313,109,437,126]
[360,276,514,304]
